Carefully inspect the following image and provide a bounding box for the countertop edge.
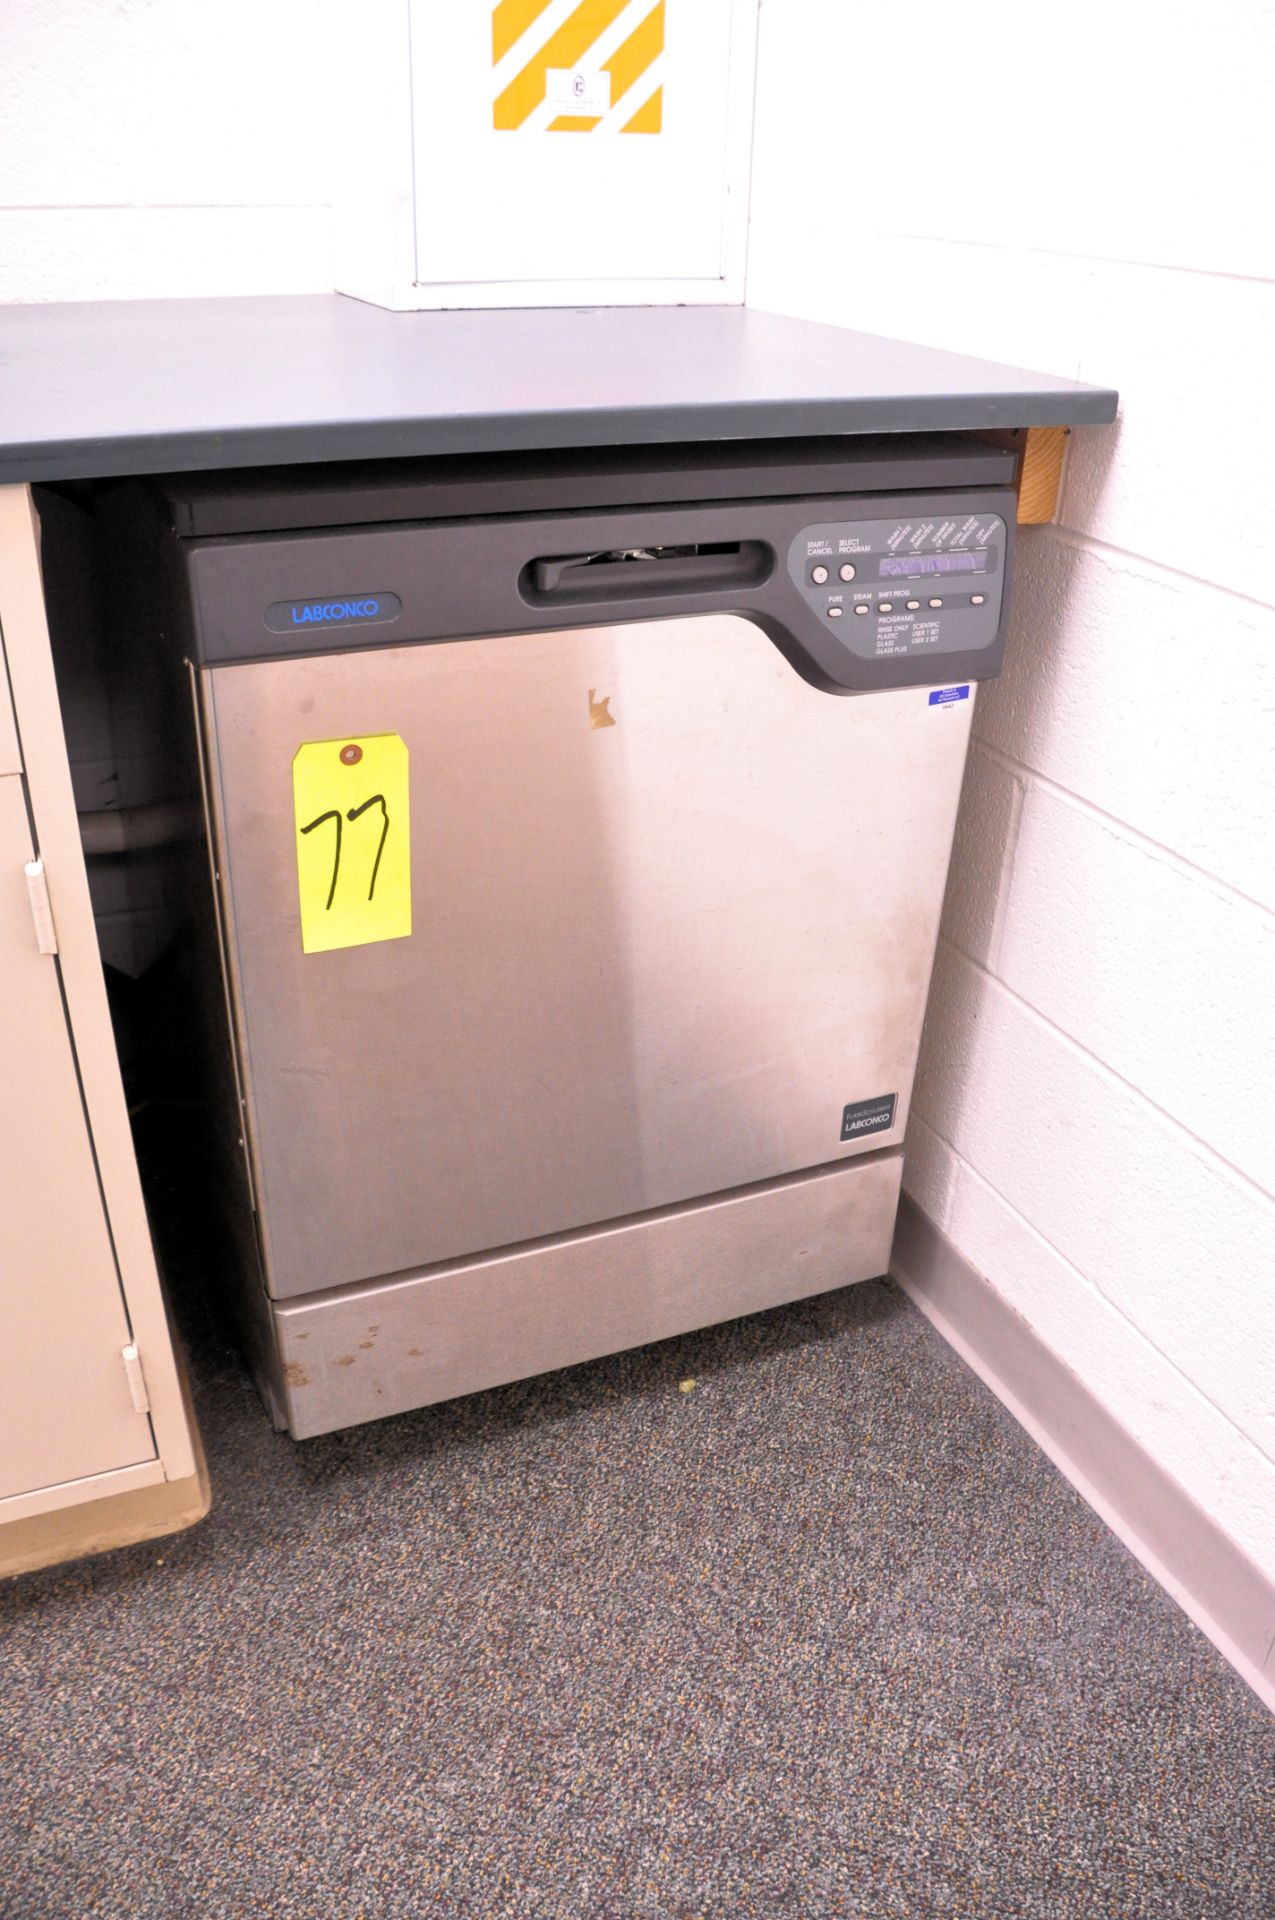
[1,389,1119,488]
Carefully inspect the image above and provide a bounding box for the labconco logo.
[265,593,403,636]
[292,599,379,625]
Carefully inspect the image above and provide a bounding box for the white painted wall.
[748,1,1275,1581]
[0,1,334,301]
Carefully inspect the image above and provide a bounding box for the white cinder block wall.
[0,1,334,302]
[747,0,1275,1585]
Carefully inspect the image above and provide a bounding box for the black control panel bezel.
[168,482,1018,696]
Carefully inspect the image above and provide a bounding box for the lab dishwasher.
[107,435,1016,1436]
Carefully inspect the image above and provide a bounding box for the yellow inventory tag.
[292,734,411,954]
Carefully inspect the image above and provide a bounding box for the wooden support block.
[1016,425,1068,523]
[977,425,1069,524]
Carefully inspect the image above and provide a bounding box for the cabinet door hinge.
[121,1342,151,1414]
[24,858,58,955]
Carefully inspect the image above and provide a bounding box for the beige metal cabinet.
[0,487,205,1574]
[0,642,18,775]
[0,776,155,1498]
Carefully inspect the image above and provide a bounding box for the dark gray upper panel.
[0,297,1118,485]
[159,435,1018,536]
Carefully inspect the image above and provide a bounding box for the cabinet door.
[0,653,18,774]
[0,774,156,1500]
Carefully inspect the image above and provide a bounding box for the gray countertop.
[0,297,1117,484]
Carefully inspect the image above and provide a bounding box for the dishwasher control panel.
[788,510,1007,662]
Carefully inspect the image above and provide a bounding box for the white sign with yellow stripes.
[403,0,757,304]
[492,0,666,134]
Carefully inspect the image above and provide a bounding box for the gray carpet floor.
[3,1212,1273,1917]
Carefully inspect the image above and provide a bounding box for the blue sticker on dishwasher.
[929,685,971,706]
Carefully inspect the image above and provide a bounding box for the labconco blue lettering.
[291,599,381,625]
[264,592,400,635]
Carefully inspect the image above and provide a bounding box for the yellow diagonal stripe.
[621,84,662,134]
[547,115,602,131]
[494,0,632,130]
[605,1,663,111]
[492,0,555,66]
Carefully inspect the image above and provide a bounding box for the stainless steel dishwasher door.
[199,613,974,1299]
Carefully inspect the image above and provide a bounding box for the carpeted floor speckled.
[3,1169,1273,1918]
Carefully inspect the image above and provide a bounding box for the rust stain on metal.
[283,1362,309,1388]
[335,1354,356,1367]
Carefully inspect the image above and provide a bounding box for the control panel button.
[906,599,921,611]
[854,604,870,615]
[879,602,894,614]
[971,594,986,606]
[838,562,857,582]
[811,564,829,584]
[827,604,843,618]
[929,598,943,609]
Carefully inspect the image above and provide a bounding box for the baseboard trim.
[0,1464,210,1581]
[891,1194,1275,1714]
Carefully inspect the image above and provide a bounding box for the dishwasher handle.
[525,540,772,604]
